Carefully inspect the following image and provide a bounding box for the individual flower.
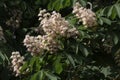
[10,51,24,76]
[72,2,97,27]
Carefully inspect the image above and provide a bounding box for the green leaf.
[76,44,79,54]
[113,34,119,45]
[4,54,10,64]
[101,66,111,77]
[31,70,45,80]
[20,62,28,73]
[30,72,39,80]
[79,44,89,57]
[55,62,63,74]
[48,0,72,11]
[103,7,110,16]
[54,56,63,74]
[101,17,111,25]
[30,74,37,80]
[111,6,117,19]
[39,70,44,80]
[114,4,120,18]
[0,51,5,61]
[29,57,37,71]
[108,6,113,17]
[45,72,57,80]
[83,47,89,57]
[98,18,103,25]
[66,54,75,68]
[79,0,87,6]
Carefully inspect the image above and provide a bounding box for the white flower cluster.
[38,9,79,38]
[23,9,79,56]
[23,35,59,55]
[72,2,97,27]
[10,51,24,76]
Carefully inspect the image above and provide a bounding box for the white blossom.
[10,51,24,76]
[23,9,79,56]
[72,2,97,27]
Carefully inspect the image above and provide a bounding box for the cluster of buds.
[10,51,24,76]
[38,9,50,21]
[38,9,79,38]
[6,9,22,29]
[23,35,60,55]
[72,2,97,27]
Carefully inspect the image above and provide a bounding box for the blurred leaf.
[66,15,78,26]
[30,72,39,80]
[29,57,38,71]
[113,34,119,45]
[79,0,87,6]
[30,70,45,80]
[0,51,5,61]
[111,6,117,19]
[20,61,28,73]
[114,4,120,18]
[48,0,72,11]
[79,44,90,57]
[39,70,44,80]
[66,54,75,68]
[98,18,103,25]
[107,6,113,17]
[76,44,79,54]
[45,72,58,80]
[101,17,111,25]
[54,56,63,74]
[101,66,111,77]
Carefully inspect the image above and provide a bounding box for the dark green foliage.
[0,0,120,80]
